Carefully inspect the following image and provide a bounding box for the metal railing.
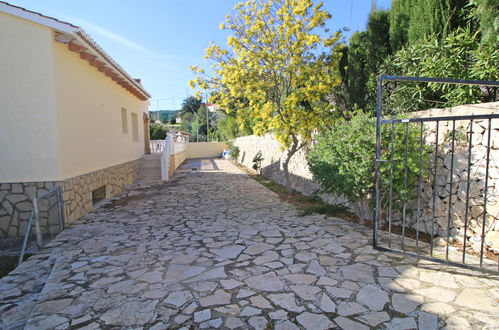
[18,186,65,265]
[373,75,499,274]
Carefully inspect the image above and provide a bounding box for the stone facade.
[62,159,141,224]
[0,159,140,238]
[404,103,499,253]
[169,150,187,178]
[233,102,499,253]
[233,134,348,207]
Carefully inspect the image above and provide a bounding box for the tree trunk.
[354,199,372,225]
[282,137,303,194]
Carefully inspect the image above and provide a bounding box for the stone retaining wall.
[233,102,499,252]
[0,159,140,238]
[233,134,348,206]
[169,150,187,178]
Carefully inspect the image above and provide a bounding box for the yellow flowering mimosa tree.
[191,0,343,192]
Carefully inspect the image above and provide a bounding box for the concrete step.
[143,154,162,160]
[138,173,161,177]
[140,164,161,169]
[138,155,162,181]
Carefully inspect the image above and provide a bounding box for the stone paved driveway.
[1,159,498,329]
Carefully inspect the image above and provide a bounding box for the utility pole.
[206,94,209,142]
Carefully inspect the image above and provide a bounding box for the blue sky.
[9,0,391,110]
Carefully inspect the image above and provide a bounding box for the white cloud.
[64,15,159,57]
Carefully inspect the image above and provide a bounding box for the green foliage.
[389,0,412,52]
[407,0,468,44]
[379,27,498,114]
[149,123,167,140]
[308,114,430,222]
[252,151,264,171]
[345,8,391,111]
[191,0,344,191]
[226,141,240,160]
[468,0,499,46]
[217,113,239,141]
[179,96,202,117]
[346,31,369,109]
[1,254,31,279]
[150,110,178,123]
[299,204,349,217]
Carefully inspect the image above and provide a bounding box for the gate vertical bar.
[480,119,492,267]
[415,122,424,252]
[430,122,440,256]
[388,123,395,248]
[373,76,383,249]
[56,186,65,230]
[462,120,473,263]
[446,120,456,260]
[401,123,409,249]
[33,198,43,248]
[18,211,34,265]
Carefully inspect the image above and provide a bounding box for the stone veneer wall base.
[0,159,140,238]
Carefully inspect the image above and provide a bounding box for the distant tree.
[149,123,167,140]
[467,0,499,46]
[379,27,499,114]
[346,31,369,110]
[191,0,343,191]
[217,113,239,141]
[407,0,468,44]
[179,96,202,117]
[158,110,178,123]
[346,7,391,111]
[389,0,412,52]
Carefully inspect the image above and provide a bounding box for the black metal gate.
[373,75,499,274]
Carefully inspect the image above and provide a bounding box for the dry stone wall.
[0,159,140,238]
[233,134,349,206]
[233,102,499,253]
[402,103,499,253]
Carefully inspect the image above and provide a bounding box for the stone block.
[8,224,18,237]
[0,215,11,233]
[0,190,8,202]
[6,194,27,204]
[16,201,33,212]
[2,200,13,214]
[24,185,37,198]
[470,205,484,219]
[11,183,23,193]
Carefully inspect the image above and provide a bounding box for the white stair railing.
[160,131,187,181]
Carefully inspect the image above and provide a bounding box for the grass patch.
[0,254,32,279]
[299,204,349,217]
[233,161,356,220]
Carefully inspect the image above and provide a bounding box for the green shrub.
[149,123,167,140]
[308,113,429,223]
[252,151,264,172]
[226,141,240,160]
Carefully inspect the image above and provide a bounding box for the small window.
[92,185,106,206]
[121,108,128,134]
[131,112,139,142]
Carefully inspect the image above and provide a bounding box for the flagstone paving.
[1,159,498,329]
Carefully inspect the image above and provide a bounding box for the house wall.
[52,41,148,180]
[0,13,60,182]
[0,12,149,237]
[186,142,227,158]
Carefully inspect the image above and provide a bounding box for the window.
[121,108,128,134]
[131,112,139,142]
